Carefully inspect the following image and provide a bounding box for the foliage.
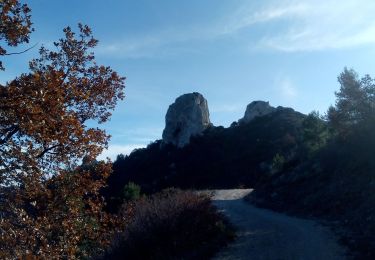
[0,23,125,186]
[102,189,234,260]
[328,68,375,138]
[302,111,329,156]
[0,0,33,70]
[0,161,128,259]
[0,1,126,258]
[123,182,141,201]
[249,68,375,259]
[105,107,306,207]
[271,153,285,173]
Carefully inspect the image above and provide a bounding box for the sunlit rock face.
[162,92,211,147]
[239,101,276,124]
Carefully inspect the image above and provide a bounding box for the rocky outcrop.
[162,92,211,147]
[239,101,276,124]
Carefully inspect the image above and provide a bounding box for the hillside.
[248,122,375,259]
[104,106,306,208]
[105,68,375,259]
[104,104,375,259]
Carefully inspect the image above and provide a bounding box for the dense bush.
[301,111,329,157]
[102,189,234,260]
[122,182,141,201]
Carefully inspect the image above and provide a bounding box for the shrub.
[102,189,234,259]
[302,111,329,156]
[122,182,141,202]
[271,153,285,173]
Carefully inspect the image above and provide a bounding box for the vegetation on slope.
[106,68,375,258]
[248,68,375,259]
[105,107,306,210]
[0,1,231,258]
[102,189,234,260]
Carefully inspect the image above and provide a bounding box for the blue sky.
[2,0,375,159]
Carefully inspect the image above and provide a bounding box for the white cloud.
[96,27,205,58]
[97,35,166,58]
[278,76,298,99]
[97,126,163,161]
[234,0,375,51]
[96,0,375,58]
[110,127,163,143]
[97,144,146,161]
[220,2,309,35]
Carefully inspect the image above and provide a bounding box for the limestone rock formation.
[239,101,276,124]
[162,92,211,147]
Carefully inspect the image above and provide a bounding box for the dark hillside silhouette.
[248,69,375,259]
[105,107,306,210]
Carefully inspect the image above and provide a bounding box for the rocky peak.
[239,101,276,124]
[162,92,211,147]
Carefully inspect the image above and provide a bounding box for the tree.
[328,68,375,137]
[302,111,328,155]
[123,182,141,201]
[0,23,125,185]
[271,153,285,173]
[0,0,33,70]
[0,161,128,258]
[0,1,126,258]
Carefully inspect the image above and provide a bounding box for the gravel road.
[206,189,347,260]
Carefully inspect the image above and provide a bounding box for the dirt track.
[207,189,347,260]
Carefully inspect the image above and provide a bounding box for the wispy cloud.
[220,2,309,35]
[97,144,146,161]
[97,35,167,59]
[276,76,298,99]
[110,127,163,143]
[96,28,205,58]
[281,80,297,98]
[96,0,375,58]
[231,0,375,52]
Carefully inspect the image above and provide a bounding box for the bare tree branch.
[3,42,38,56]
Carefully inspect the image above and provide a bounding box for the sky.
[2,0,375,160]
